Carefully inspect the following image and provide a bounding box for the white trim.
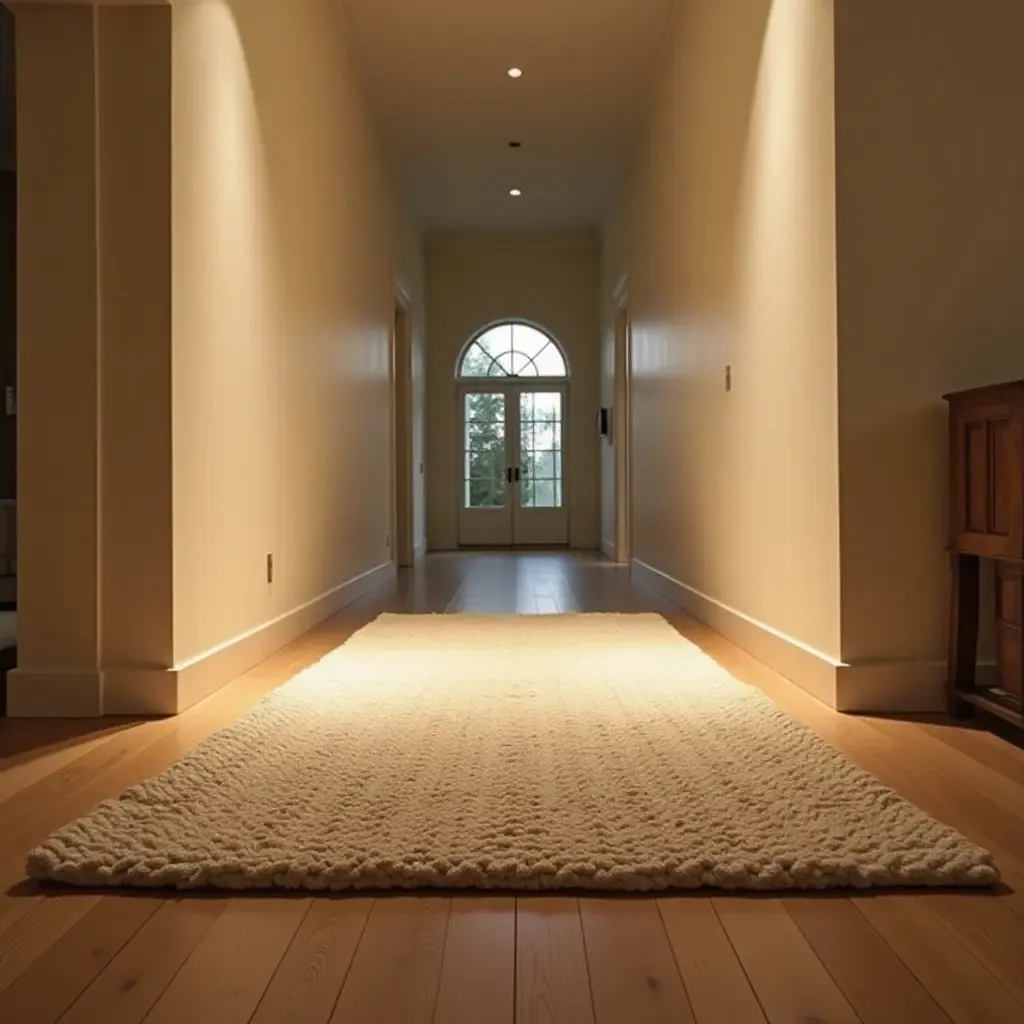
[630,558,950,713]
[835,661,946,714]
[7,563,395,717]
[600,537,617,561]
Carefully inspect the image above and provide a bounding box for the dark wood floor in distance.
[1,552,1023,1023]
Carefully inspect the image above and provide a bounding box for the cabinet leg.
[947,552,980,718]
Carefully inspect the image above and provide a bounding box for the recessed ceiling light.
[509,188,522,197]
[507,68,523,79]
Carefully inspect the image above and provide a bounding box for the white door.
[458,384,568,547]
[512,387,568,545]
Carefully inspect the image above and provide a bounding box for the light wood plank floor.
[2,552,1023,1023]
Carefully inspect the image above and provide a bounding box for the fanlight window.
[459,323,568,378]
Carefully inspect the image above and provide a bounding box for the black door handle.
[514,467,521,482]
[506,467,513,483]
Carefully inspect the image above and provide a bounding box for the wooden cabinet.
[945,380,1024,731]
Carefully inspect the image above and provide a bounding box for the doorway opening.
[456,322,569,547]
[612,276,632,564]
[390,287,414,567]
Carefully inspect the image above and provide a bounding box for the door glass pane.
[519,391,563,508]
[464,393,507,508]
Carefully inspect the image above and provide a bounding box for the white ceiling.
[341,0,676,229]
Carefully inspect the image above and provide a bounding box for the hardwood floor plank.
[0,555,1023,1023]
[657,897,767,1024]
[58,898,225,1024]
[785,896,951,1023]
[515,898,594,1024]
[923,722,1024,788]
[862,716,1024,830]
[329,896,449,1024]
[249,897,372,1024]
[142,897,310,1024]
[928,893,1024,1002]
[0,725,127,804]
[713,898,860,1024]
[0,895,160,1023]
[0,894,99,991]
[856,896,1024,1024]
[433,896,515,1024]
[579,897,694,1023]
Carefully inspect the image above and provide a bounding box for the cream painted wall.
[171,0,423,666]
[605,0,841,660]
[14,6,101,694]
[834,0,1024,671]
[425,231,601,551]
[97,5,174,672]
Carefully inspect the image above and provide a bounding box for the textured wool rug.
[28,613,998,892]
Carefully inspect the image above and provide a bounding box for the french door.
[458,383,569,547]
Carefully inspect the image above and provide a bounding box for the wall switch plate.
[266,553,273,583]
[725,365,732,392]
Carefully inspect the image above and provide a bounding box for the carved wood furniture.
[945,379,1024,732]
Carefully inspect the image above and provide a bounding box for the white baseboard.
[6,670,104,717]
[630,558,949,714]
[600,538,616,561]
[172,561,396,714]
[7,562,395,718]
[835,661,946,714]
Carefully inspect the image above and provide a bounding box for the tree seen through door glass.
[519,391,563,508]
[463,393,507,508]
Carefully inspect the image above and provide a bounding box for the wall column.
[9,3,174,716]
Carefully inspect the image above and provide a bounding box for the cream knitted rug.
[27,613,998,891]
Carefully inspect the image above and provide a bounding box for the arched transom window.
[458,322,568,378]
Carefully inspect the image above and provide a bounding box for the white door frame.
[390,280,415,567]
[612,273,632,564]
[456,379,570,548]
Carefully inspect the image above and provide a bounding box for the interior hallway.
[1,553,1023,1024]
